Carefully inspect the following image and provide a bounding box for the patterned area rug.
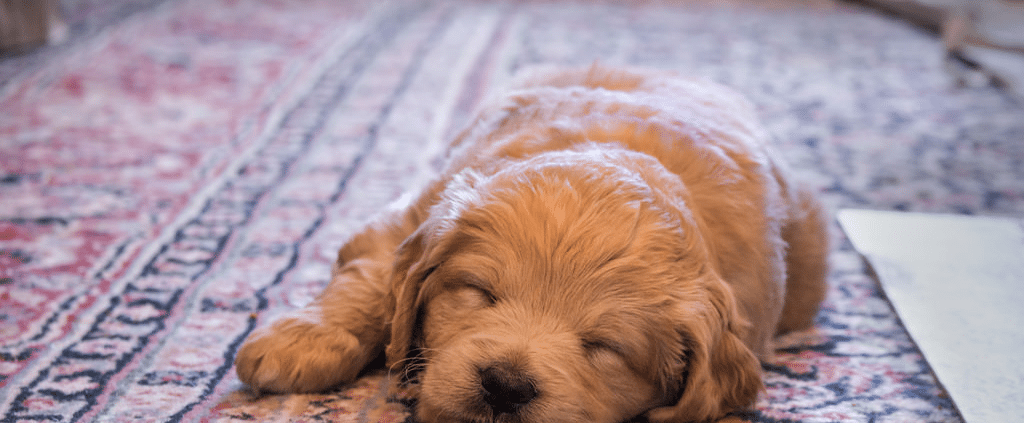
[2,0,1022,422]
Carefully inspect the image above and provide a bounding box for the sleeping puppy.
[234,65,829,423]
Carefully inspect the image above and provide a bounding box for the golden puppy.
[234,65,829,423]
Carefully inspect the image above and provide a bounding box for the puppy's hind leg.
[235,211,416,393]
[776,187,829,336]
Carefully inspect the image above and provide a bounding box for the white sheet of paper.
[838,209,1024,423]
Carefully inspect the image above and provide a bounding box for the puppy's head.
[386,146,761,423]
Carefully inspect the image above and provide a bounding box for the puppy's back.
[509,64,671,92]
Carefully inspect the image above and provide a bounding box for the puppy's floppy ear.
[384,169,484,377]
[648,276,763,423]
[385,227,430,372]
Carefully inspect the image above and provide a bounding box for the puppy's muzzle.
[479,363,539,416]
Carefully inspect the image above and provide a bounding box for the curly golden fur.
[234,65,829,423]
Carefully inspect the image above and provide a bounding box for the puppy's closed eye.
[449,284,497,309]
[580,337,634,372]
[581,338,622,356]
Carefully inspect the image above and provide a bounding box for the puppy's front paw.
[235,312,372,393]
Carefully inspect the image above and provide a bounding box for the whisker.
[386,347,440,383]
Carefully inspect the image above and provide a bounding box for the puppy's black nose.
[479,365,538,415]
